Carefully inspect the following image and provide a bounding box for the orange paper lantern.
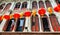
[48,7,53,14]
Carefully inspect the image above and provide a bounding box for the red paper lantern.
[4,15,10,20]
[54,4,60,12]
[54,6,59,12]
[24,11,31,17]
[14,13,20,19]
[38,8,46,16]
[0,16,2,21]
[53,26,57,31]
